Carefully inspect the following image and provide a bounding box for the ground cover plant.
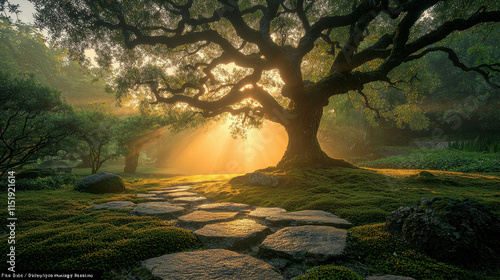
[193,167,500,279]
[0,174,229,278]
[1,169,498,279]
[193,168,500,225]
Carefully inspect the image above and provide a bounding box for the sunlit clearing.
[158,121,288,175]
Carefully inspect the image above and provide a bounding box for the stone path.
[90,183,414,280]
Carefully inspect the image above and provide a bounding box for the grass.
[1,167,499,279]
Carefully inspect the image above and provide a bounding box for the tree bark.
[124,152,139,173]
[276,100,356,169]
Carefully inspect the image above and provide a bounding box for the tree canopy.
[30,0,500,169]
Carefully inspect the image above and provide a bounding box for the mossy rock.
[295,265,363,280]
[74,171,125,193]
[386,197,500,268]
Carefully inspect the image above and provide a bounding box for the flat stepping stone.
[264,210,352,229]
[366,276,415,280]
[90,201,135,211]
[137,194,166,201]
[148,190,172,195]
[196,202,252,212]
[172,196,208,204]
[132,202,186,219]
[137,193,159,198]
[258,225,347,263]
[159,187,192,193]
[178,211,240,229]
[142,249,283,280]
[162,191,200,198]
[194,219,271,250]
[248,207,287,218]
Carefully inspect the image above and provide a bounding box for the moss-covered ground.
[193,167,500,225]
[1,168,499,279]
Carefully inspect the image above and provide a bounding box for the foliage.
[0,71,76,177]
[359,149,500,173]
[28,0,500,167]
[294,265,363,280]
[448,134,500,153]
[72,108,120,174]
[14,174,80,191]
[193,168,500,225]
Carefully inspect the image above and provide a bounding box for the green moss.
[0,184,202,272]
[295,265,363,280]
[0,212,201,271]
[193,167,500,225]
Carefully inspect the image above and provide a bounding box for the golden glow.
[158,121,288,175]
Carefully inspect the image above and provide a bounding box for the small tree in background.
[74,107,119,174]
[0,72,76,177]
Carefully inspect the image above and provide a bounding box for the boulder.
[194,219,271,250]
[264,210,352,229]
[142,249,283,280]
[249,172,279,187]
[386,197,500,267]
[74,171,125,194]
[258,225,347,263]
[133,202,186,219]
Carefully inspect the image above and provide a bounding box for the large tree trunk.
[276,101,356,169]
[124,152,139,173]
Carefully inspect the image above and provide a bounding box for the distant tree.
[31,0,500,169]
[0,0,19,22]
[0,72,76,177]
[74,108,119,174]
[0,19,118,110]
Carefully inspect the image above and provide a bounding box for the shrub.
[359,149,500,173]
[295,265,363,280]
[448,134,500,153]
[13,174,80,191]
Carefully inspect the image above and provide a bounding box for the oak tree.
[30,0,500,169]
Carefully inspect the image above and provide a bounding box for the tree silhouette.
[30,0,500,169]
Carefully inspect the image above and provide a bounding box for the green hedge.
[13,174,80,191]
[359,149,500,173]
